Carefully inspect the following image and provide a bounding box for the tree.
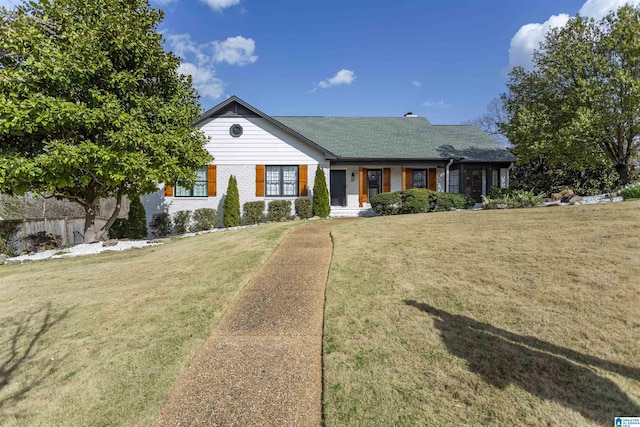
[501,5,640,186]
[463,98,511,147]
[222,175,240,227]
[0,0,211,242]
[312,167,330,217]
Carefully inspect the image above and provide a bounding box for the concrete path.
[153,220,348,426]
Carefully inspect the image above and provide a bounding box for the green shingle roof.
[274,116,515,163]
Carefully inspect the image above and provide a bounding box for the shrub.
[482,189,544,209]
[267,200,291,222]
[193,208,218,231]
[242,201,265,225]
[107,197,147,239]
[399,189,436,214]
[27,231,62,252]
[126,197,148,238]
[109,218,128,239]
[312,167,330,217]
[294,198,312,219]
[370,192,402,215]
[173,210,192,234]
[434,192,475,211]
[0,219,21,256]
[620,182,640,200]
[223,175,241,227]
[150,212,172,237]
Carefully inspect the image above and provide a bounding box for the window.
[175,167,208,197]
[266,165,298,197]
[449,170,460,193]
[412,169,427,188]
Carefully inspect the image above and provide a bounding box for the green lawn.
[323,201,640,426]
[0,221,301,426]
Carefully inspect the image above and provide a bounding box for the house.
[142,96,515,223]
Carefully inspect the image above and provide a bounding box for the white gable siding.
[199,116,326,165]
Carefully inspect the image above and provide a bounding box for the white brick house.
[143,96,515,225]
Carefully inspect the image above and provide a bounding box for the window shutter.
[428,168,437,191]
[299,164,308,196]
[383,168,391,193]
[207,165,217,197]
[359,166,367,207]
[404,168,413,189]
[256,165,265,196]
[164,185,173,197]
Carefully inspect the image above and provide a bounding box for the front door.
[368,169,382,200]
[330,170,347,206]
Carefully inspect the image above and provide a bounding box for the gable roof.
[195,96,515,163]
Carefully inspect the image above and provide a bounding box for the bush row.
[370,189,475,216]
[149,198,314,237]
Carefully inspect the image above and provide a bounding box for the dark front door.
[330,170,347,206]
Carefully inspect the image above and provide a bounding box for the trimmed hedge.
[267,200,291,222]
[243,201,265,225]
[173,210,192,234]
[371,189,475,216]
[295,198,312,219]
[193,208,218,231]
[110,196,147,239]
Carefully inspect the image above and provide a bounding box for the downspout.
[445,158,454,193]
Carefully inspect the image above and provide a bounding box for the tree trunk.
[83,201,100,243]
[615,163,630,186]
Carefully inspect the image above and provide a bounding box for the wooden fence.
[10,217,107,253]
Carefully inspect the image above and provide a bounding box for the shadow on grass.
[404,300,640,425]
[0,302,71,409]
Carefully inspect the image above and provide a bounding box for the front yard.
[324,201,640,426]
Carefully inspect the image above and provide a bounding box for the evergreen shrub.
[242,201,265,225]
[150,213,172,237]
[193,208,218,231]
[223,175,241,227]
[173,210,192,234]
[312,167,330,217]
[267,200,291,222]
[294,198,312,219]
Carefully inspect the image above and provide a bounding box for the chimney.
[404,112,418,117]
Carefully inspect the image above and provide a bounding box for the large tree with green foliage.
[0,0,211,242]
[501,5,640,187]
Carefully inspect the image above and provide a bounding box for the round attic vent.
[229,124,243,137]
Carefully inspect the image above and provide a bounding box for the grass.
[0,221,302,426]
[324,201,640,426]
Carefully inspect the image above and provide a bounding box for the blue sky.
[1,0,638,124]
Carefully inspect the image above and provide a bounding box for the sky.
[1,0,639,124]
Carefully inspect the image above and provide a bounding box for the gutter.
[445,158,454,193]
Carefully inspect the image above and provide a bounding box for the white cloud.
[508,13,570,71]
[579,0,640,19]
[178,62,225,98]
[166,33,257,100]
[199,0,240,12]
[423,100,448,108]
[316,69,356,89]
[507,0,640,71]
[412,81,422,87]
[213,36,257,66]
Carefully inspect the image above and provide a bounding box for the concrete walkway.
[153,220,348,426]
